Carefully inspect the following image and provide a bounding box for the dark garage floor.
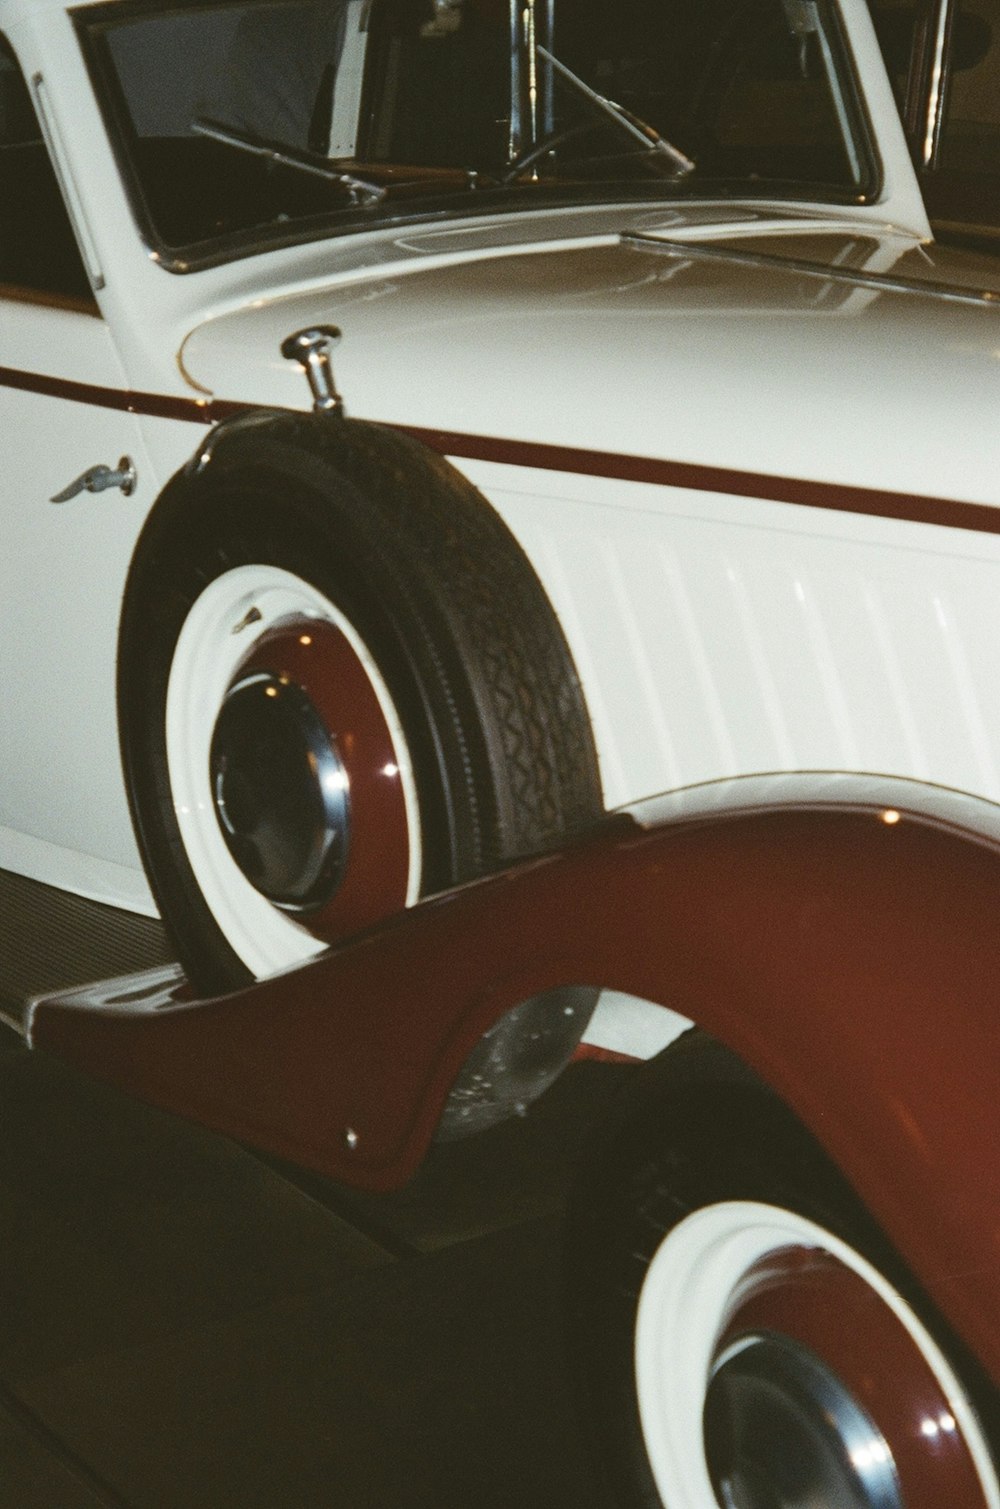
[0,1014,629,1508]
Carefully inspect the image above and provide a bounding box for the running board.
[0,869,174,1036]
[23,962,188,1043]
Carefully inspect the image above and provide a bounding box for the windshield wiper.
[192,117,387,206]
[535,46,695,178]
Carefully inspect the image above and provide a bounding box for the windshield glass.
[79,0,877,269]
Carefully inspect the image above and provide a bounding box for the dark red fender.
[31,805,1000,1382]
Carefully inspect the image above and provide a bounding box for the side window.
[938,2,996,173]
[869,0,1000,246]
[930,0,1000,234]
[0,37,94,303]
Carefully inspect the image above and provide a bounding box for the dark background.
[0,1014,627,1508]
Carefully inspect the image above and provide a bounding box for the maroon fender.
[29,782,1000,1383]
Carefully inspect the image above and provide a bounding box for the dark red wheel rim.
[213,614,413,942]
[705,1245,991,1509]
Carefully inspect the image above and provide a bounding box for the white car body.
[11,10,1000,1498]
[1,0,997,939]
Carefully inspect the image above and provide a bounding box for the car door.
[0,33,155,911]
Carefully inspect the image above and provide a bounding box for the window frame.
[0,33,99,311]
[76,0,883,275]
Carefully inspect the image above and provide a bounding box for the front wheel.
[568,1035,1000,1509]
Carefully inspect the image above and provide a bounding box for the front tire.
[119,414,602,992]
[568,1034,1000,1509]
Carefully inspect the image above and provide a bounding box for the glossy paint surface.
[179,231,999,505]
[0,0,993,920]
[13,222,1000,907]
[5,0,1000,1111]
[715,1248,990,1509]
[176,228,1000,810]
[31,796,1000,1384]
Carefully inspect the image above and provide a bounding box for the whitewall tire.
[119,415,602,991]
[567,1033,999,1509]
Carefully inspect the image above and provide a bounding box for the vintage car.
[5,0,1000,1503]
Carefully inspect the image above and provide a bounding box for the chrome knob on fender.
[280,325,343,414]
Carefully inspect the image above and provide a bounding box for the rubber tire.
[565,1031,999,1509]
[119,413,602,993]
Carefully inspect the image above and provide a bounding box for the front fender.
[30,783,1000,1381]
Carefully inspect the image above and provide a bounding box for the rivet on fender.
[280,326,344,415]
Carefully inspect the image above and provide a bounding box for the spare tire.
[118,413,602,993]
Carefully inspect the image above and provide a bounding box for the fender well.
[29,777,1000,1382]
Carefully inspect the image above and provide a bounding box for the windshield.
[79,0,877,269]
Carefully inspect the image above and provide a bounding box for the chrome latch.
[280,325,343,414]
[50,456,137,504]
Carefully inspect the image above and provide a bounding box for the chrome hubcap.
[705,1332,902,1509]
[210,671,349,910]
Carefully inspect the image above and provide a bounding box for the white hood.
[179,220,1000,505]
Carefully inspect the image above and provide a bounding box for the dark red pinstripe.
[398,423,1000,536]
[0,362,225,422]
[3,362,998,536]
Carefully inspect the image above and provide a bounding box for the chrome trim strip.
[507,0,523,159]
[622,232,1000,308]
[0,1000,31,1038]
[32,73,105,292]
[922,0,954,170]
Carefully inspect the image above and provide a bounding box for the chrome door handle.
[50,456,137,503]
